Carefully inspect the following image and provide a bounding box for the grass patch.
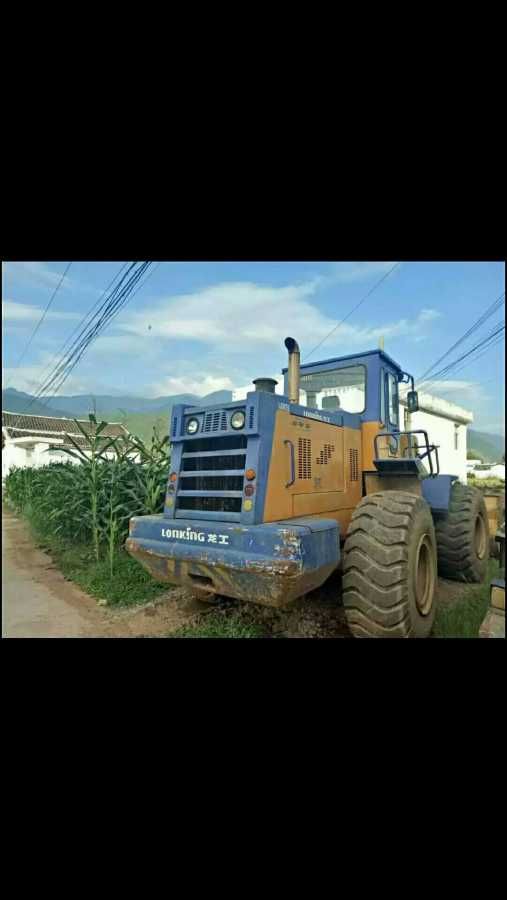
[171,611,266,638]
[433,559,500,638]
[22,505,168,607]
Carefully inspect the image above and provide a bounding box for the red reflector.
[244,484,255,497]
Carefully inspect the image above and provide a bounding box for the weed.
[171,611,266,638]
[433,559,500,637]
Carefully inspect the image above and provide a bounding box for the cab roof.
[282,348,404,375]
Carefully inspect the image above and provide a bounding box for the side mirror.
[407,390,419,414]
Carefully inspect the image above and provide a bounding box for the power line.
[418,291,505,383]
[37,262,153,402]
[303,262,402,362]
[32,262,130,395]
[420,321,505,391]
[5,262,73,388]
[6,263,151,430]
[419,324,505,392]
[6,263,137,428]
[36,263,141,401]
[421,334,505,394]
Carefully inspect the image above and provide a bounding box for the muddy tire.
[342,491,437,638]
[435,483,489,583]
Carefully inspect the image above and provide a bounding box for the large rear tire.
[435,483,489,583]
[342,491,437,638]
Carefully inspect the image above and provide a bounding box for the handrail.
[374,430,440,477]
[284,439,295,487]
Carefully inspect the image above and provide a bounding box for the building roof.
[2,411,129,443]
[398,388,473,425]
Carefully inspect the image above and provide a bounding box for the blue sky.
[2,260,505,433]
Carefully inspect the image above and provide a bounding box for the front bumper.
[126,515,339,607]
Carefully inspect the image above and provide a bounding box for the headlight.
[186,418,199,434]
[230,410,245,430]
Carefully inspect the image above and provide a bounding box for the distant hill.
[2,387,233,439]
[468,429,505,463]
[1,388,74,419]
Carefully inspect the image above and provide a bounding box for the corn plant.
[54,414,120,561]
[4,418,173,570]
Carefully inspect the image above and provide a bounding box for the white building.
[2,411,132,479]
[231,381,473,484]
[399,388,473,484]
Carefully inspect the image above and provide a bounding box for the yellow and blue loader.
[126,338,489,637]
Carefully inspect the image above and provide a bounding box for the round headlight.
[186,418,199,435]
[230,410,245,430]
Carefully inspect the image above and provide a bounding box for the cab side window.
[388,373,399,428]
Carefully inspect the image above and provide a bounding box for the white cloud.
[2,299,81,323]
[2,261,109,297]
[326,261,400,283]
[88,334,155,356]
[3,262,74,291]
[419,308,442,322]
[118,280,436,357]
[2,360,90,396]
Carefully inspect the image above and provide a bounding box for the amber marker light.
[245,469,256,481]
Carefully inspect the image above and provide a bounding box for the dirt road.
[2,508,471,639]
[1,509,204,638]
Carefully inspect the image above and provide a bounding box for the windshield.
[299,365,366,414]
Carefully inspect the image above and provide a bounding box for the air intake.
[253,378,278,393]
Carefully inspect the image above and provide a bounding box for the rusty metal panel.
[125,514,340,607]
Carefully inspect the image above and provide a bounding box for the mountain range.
[2,387,233,417]
[1,387,234,442]
[2,388,504,460]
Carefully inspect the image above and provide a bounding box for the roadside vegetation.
[432,559,500,638]
[171,610,265,638]
[467,473,505,492]
[3,415,171,606]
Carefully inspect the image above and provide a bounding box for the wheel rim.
[474,514,487,560]
[415,534,435,616]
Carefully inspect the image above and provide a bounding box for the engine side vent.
[349,448,359,481]
[316,443,335,465]
[248,407,255,430]
[172,416,178,436]
[298,438,312,479]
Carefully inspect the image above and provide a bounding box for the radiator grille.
[316,443,335,465]
[176,434,247,517]
[349,448,359,481]
[298,438,312,479]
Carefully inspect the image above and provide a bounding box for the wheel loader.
[126,337,490,637]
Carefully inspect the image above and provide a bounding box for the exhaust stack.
[284,337,300,404]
